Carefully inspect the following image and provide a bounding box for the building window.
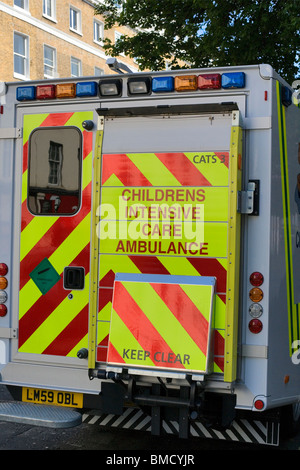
[14,0,29,11]
[94,20,104,45]
[71,57,81,77]
[14,32,29,80]
[43,0,56,21]
[115,31,125,56]
[44,45,56,78]
[95,66,104,76]
[70,6,81,34]
[48,141,63,186]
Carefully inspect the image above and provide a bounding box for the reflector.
[254,399,264,410]
[0,290,7,303]
[249,303,263,318]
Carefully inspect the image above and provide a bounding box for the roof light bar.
[16,70,247,103]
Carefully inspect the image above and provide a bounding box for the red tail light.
[250,271,264,286]
[248,318,263,334]
[0,263,8,276]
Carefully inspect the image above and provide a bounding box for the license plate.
[22,387,83,408]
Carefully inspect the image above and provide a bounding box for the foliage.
[95,0,300,83]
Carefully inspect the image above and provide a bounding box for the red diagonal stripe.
[98,288,113,311]
[109,282,185,369]
[21,200,34,231]
[155,153,212,186]
[150,282,209,355]
[187,257,227,293]
[40,112,74,128]
[214,356,224,371]
[22,141,28,173]
[214,330,225,357]
[42,304,89,356]
[214,152,229,169]
[99,269,115,288]
[20,182,91,289]
[18,244,90,348]
[106,342,125,364]
[102,154,152,186]
[129,255,170,275]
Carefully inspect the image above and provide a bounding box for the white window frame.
[115,31,125,56]
[13,32,29,80]
[14,0,29,12]
[43,0,56,22]
[94,66,104,76]
[71,56,82,77]
[93,19,104,45]
[69,6,82,35]
[44,44,57,78]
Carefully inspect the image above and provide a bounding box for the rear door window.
[27,127,82,215]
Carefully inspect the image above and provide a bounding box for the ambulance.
[0,63,299,446]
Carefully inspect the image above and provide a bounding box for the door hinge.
[238,180,260,215]
[0,128,22,139]
[0,327,18,339]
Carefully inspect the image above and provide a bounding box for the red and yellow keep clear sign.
[107,274,216,373]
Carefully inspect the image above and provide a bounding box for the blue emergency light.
[16,86,36,101]
[281,86,292,107]
[221,72,245,89]
[152,76,174,93]
[76,81,97,97]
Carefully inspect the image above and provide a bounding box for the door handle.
[63,267,85,290]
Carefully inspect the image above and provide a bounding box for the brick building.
[0,0,138,82]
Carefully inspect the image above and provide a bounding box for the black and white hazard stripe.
[82,408,279,446]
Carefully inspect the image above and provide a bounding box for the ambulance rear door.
[89,100,243,384]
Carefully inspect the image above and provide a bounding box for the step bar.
[0,401,82,428]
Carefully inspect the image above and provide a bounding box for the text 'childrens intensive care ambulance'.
[0,63,300,446]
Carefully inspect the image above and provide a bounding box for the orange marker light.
[56,83,76,98]
[0,277,7,289]
[174,75,198,92]
[249,287,263,302]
